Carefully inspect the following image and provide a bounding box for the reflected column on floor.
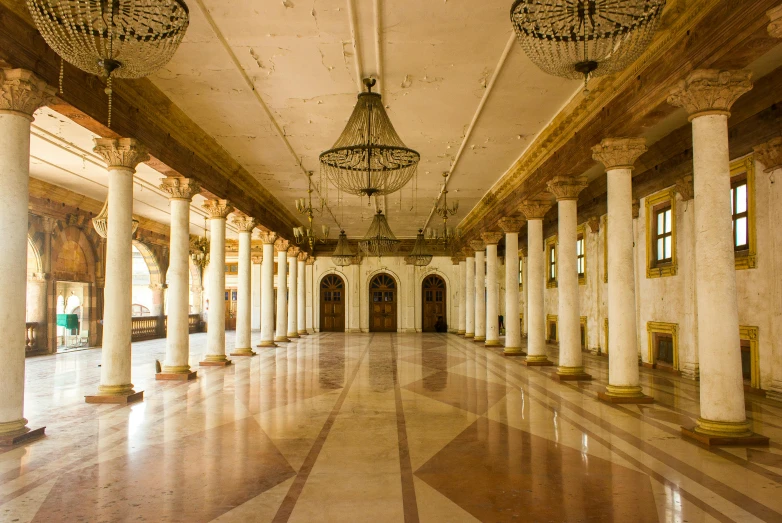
[232,213,257,357]
[470,240,486,342]
[287,246,300,339]
[258,232,277,347]
[499,217,525,355]
[274,238,290,342]
[481,232,503,347]
[462,247,475,338]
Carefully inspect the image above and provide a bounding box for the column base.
[503,347,525,356]
[680,362,700,381]
[598,385,653,404]
[274,336,290,343]
[554,366,592,381]
[199,356,232,367]
[457,330,465,335]
[523,356,554,366]
[257,340,278,348]
[297,330,307,335]
[473,336,486,342]
[682,418,769,446]
[464,332,474,339]
[0,425,46,447]
[287,332,300,339]
[85,390,144,404]
[156,371,198,381]
[230,348,257,357]
[485,340,503,347]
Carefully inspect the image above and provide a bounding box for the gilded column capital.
[498,217,524,233]
[232,214,257,232]
[251,255,263,264]
[297,252,309,262]
[462,246,475,257]
[259,231,278,245]
[450,256,461,265]
[480,232,503,245]
[587,216,600,234]
[306,257,316,265]
[203,199,233,219]
[274,238,290,252]
[93,138,150,172]
[592,137,647,171]
[667,69,752,120]
[546,176,588,201]
[0,68,56,119]
[519,198,554,220]
[754,136,782,172]
[675,174,694,201]
[768,5,782,39]
[287,246,300,257]
[159,177,201,201]
[469,240,485,252]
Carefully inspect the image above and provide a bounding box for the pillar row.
[470,240,486,342]
[258,232,277,347]
[481,232,503,347]
[275,238,290,342]
[462,247,475,338]
[297,253,307,335]
[498,218,525,355]
[231,214,257,357]
[457,256,466,335]
[201,199,234,366]
[287,246,300,339]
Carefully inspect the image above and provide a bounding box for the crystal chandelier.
[331,230,355,267]
[426,172,461,248]
[510,0,666,93]
[27,0,190,125]
[407,229,433,267]
[320,78,420,198]
[359,210,400,257]
[293,171,330,250]
[189,216,209,273]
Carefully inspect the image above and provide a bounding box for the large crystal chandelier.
[320,78,420,198]
[407,229,433,267]
[331,230,355,267]
[510,0,666,93]
[359,210,400,257]
[27,0,190,125]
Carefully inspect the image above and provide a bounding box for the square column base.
[0,427,46,446]
[681,426,770,446]
[85,391,144,404]
[156,371,198,381]
[598,391,653,404]
[199,360,232,367]
[523,359,554,366]
[553,372,592,382]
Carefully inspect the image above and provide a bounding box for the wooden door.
[224,289,237,330]
[422,275,446,332]
[320,274,345,332]
[369,274,397,332]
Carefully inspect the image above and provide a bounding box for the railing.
[131,314,203,342]
[25,322,38,353]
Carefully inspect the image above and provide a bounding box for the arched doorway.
[369,273,397,332]
[422,274,446,332]
[320,274,345,332]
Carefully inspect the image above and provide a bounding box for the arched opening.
[132,244,154,316]
[369,273,397,332]
[422,274,447,332]
[320,274,346,332]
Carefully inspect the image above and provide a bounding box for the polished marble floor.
[1,332,782,522]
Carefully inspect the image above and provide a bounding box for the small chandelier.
[27,0,190,126]
[359,210,400,257]
[331,230,355,267]
[320,78,420,198]
[189,216,209,273]
[294,171,330,250]
[427,171,461,248]
[407,229,433,267]
[510,0,666,93]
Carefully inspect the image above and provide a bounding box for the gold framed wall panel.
[739,325,760,389]
[546,314,558,342]
[646,321,679,370]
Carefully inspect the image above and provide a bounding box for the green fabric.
[57,314,79,330]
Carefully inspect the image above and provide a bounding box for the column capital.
[450,256,461,265]
[519,245,528,258]
[519,198,554,220]
[274,238,290,252]
[159,177,201,201]
[251,255,263,264]
[632,199,641,219]
[287,246,300,257]
[306,256,316,265]
[754,136,782,172]
[259,231,278,244]
[469,239,485,252]
[480,232,503,245]
[462,246,474,257]
[768,5,782,39]
[297,252,308,262]
[675,174,694,201]
[232,214,256,232]
[546,176,588,201]
[498,217,525,233]
[149,283,167,291]
[592,137,647,171]
[93,138,150,172]
[0,68,56,119]
[667,69,752,120]
[203,199,233,219]
[587,216,600,233]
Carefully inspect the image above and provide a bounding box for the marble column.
[87,138,149,404]
[668,69,761,442]
[462,247,475,338]
[149,282,166,338]
[275,238,290,342]
[481,233,503,347]
[457,256,466,335]
[547,176,590,380]
[499,218,525,355]
[305,257,316,333]
[200,199,234,366]
[0,69,54,444]
[405,259,416,332]
[520,198,555,366]
[297,253,307,335]
[470,240,486,342]
[287,247,300,339]
[158,177,201,380]
[450,256,461,333]
[258,232,278,347]
[231,214,257,357]
[593,138,653,402]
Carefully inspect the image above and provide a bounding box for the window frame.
[576,225,586,285]
[546,236,557,288]
[645,189,677,278]
[731,155,756,270]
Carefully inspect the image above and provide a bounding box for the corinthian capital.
[592,137,647,171]
[287,246,300,257]
[768,5,782,39]
[547,176,588,201]
[462,246,474,257]
[93,138,150,172]
[519,197,554,221]
[480,232,503,245]
[203,199,234,219]
[754,137,782,172]
[274,238,290,252]
[306,257,316,265]
[297,252,308,262]
[232,213,256,232]
[469,240,485,252]
[259,231,277,244]
[0,68,56,119]
[667,69,752,120]
[497,217,525,233]
[160,177,201,201]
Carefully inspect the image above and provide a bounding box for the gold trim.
[694,417,752,438]
[647,321,679,370]
[645,188,678,278]
[731,155,757,270]
[605,384,645,398]
[739,325,760,389]
[546,314,558,342]
[577,224,586,285]
[546,235,558,288]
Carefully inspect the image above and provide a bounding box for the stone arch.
[27,235,42,277]
[51,225,97,283]
[132,240,164,286]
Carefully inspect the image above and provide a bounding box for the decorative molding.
[498,217,525,233]
[297,252,308,262]
[259,231,278,245]
[632,199,641,219]
[480,232,503,245]
[251,255,263,264]
[591,137,647,171]
[203,199,234,219]
[93,138,150,172]
[587,216,600,234]
[667,69,753,120]
[306,256,316,265]
[518,198,554,220]
[546,176,588,201]
[469,240,486,252]
[753,136,782,172]
[287,246,300,257]
[767,5,782,38]
[647,321,679,370]
[274,238,290,252]
[674,174,694,201]
[0,68,56,118]
[159,177,201,201]
[462,246,475,257]
[232,214,257,233]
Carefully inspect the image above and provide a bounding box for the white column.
[259,233,277,347]
[499,218,524,354]
[405,261,416,332]
[548,176,589,379]
[297,253,307,335]
[481,233,503,346]
[231,214,256,356]
[305,257,315,333]
[457,258,466,334]
[90,138,149,402]
[463,249,475,338]
[251,256,262,331]
[159,177,201,377]
[287,247,299,338]
[520,199,555,365]
[470,241,486,342]
[669,69,755,438]
[275,239,290,342]
[593,138,651,401]
[0,69,53,442]
[450,257,461,333]
[201,199,234,365]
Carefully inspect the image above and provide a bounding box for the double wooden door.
[422,275,446,332]
[370,274,397,332]
[320,274,345,332]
